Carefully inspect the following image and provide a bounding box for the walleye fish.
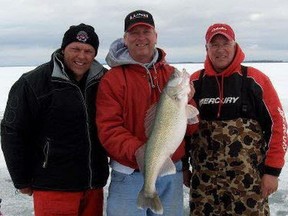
[136,68,199,215]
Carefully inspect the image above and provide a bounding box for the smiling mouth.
[75,61,85,66]
[216,55,227,60]
[136,43,148,47]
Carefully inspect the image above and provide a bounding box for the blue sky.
[1,0,288,66]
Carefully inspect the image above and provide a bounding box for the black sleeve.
[1,76,37,189]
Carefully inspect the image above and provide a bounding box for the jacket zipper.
[42,137,51,168]
[52,79,94,188]
[84,82,94,188]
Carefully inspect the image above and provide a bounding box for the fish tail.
[137,189,163,215]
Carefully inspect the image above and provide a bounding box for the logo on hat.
[205,23,235,44]
[124,10,155,32]
[211,26,228,33]
[129,12,149,20]
[61,23,99,52]
[76,31,89,43]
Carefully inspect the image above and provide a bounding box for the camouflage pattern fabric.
[189,118,270,216]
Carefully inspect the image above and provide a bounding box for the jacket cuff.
[181,157,190,171]
[14,182,32,190]
[264,165,282,177]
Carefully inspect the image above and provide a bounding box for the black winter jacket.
[1,50,109,191]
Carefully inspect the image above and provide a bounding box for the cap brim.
[208,32,233,43]
[126,23,154,32]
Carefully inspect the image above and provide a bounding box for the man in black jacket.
[1,23,109,216]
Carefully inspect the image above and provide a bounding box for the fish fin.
[144,103,157,137]
[158,157,176,177]
[137,189,164,215]
[186,105,199,124]
[135,145,145,172]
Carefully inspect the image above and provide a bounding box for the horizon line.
[0,60,287,67]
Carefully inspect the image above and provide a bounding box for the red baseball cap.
[205,23,235,44]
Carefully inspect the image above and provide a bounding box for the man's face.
[124,25,157,64]
[206,34,236,72]
[63,42,96,80]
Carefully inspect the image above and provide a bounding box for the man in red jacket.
[185,23,288,215]
[96,10,197,216]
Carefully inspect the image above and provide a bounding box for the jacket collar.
[51,49,105,83]
[105,38,164,69]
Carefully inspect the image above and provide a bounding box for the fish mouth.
[167,77,182,87]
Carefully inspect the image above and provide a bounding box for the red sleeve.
[96,70,143,169]
[250,67,288,169]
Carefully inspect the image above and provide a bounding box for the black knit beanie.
[61,23,99,53]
